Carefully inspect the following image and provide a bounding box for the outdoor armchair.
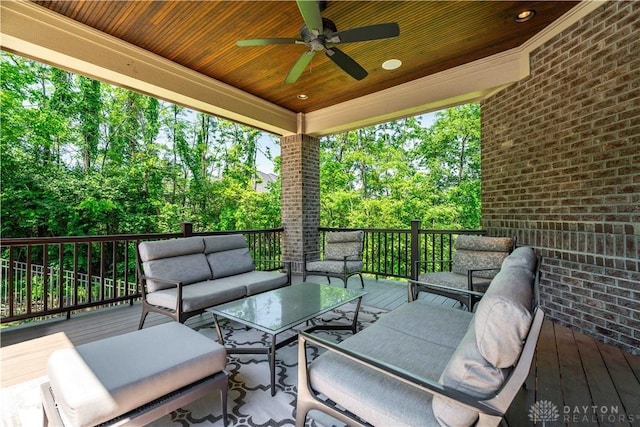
[303,230,365,288]
[410,235,515,310]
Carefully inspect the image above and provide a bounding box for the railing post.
[181,222,193,237]
[410,219,420,280]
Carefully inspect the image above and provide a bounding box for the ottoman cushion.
[47,322,226,427]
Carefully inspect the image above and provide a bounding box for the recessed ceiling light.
[297,94,308,100]
[382,59,402,70]
[515,10,535,23]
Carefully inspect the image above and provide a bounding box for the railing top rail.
[0,227,285,246]
[0,233,182,245]
[319,227,487,235]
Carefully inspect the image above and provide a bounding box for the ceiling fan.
[236,0,400,84]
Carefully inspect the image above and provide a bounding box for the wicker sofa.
[296,246,542,427]
[137,234,290,329]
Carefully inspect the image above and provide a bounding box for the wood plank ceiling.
[32,1,579,114]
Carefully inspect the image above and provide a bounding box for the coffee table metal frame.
[206,283,367,395]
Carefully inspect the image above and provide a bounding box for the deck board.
[2,275,639,425]
[556,325,593,412]
[597,341,640,422]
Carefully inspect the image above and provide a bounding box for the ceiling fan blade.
[285,50,316,84]
[296,0,323,35]
[237,38,302,47]
[325,47,367,81]
[329,23,400,43]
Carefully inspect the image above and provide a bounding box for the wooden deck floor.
[2,275,639,426]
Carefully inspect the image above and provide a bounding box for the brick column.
[280,134,320,273]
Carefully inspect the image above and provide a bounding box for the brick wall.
[482,1,640,354]
[280,134,320,273]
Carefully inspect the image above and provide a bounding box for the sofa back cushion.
[432,246,536,426]
[452,235,513,279]
[138,237,210,292]
[474,269,533,368]
[432,323,508,426]
[324,230,364,261]
[204,234,255,279]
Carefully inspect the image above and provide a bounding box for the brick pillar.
[280,134,320,273]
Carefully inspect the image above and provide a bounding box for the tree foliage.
[1,52,481,238]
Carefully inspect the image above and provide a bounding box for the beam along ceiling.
[2,1,582,136]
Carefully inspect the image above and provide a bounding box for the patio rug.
[1,303,386,427]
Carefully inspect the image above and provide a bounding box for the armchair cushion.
[452,235,513,279]
[305,260,363,274]
[324,230,364,261]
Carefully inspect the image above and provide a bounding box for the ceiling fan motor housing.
[300,17,338,51]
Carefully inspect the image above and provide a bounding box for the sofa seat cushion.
[212,270,289,296]
[146,280,247,312]
[374,300,473,349]
[310,324,456,426]
[305,260,364,274]
[417,271,492,293]
[47,322,227,427]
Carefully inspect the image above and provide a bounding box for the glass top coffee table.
[206,283,367,395]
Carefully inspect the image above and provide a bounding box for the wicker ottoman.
[41,322,228,426]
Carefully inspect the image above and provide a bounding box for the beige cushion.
[47,322,227,427]
[454,235,513,252]
[324,231,364,261]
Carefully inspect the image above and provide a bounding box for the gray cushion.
[432,325,508,427]
[238,271,289,295]
[203,234,247,254]
[501,246,537,272]
[374,300,473,349]
[474,266,533,368]
[207,248,255,279]
[47,322,226,427]
[138,236,204,262]
[310,324,455,426]
[206,270,289,296]
[146,279,247,312]
[143,253,211,292]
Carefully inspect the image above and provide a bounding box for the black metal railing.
[1,221,483,324]
[0,224,284,323]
